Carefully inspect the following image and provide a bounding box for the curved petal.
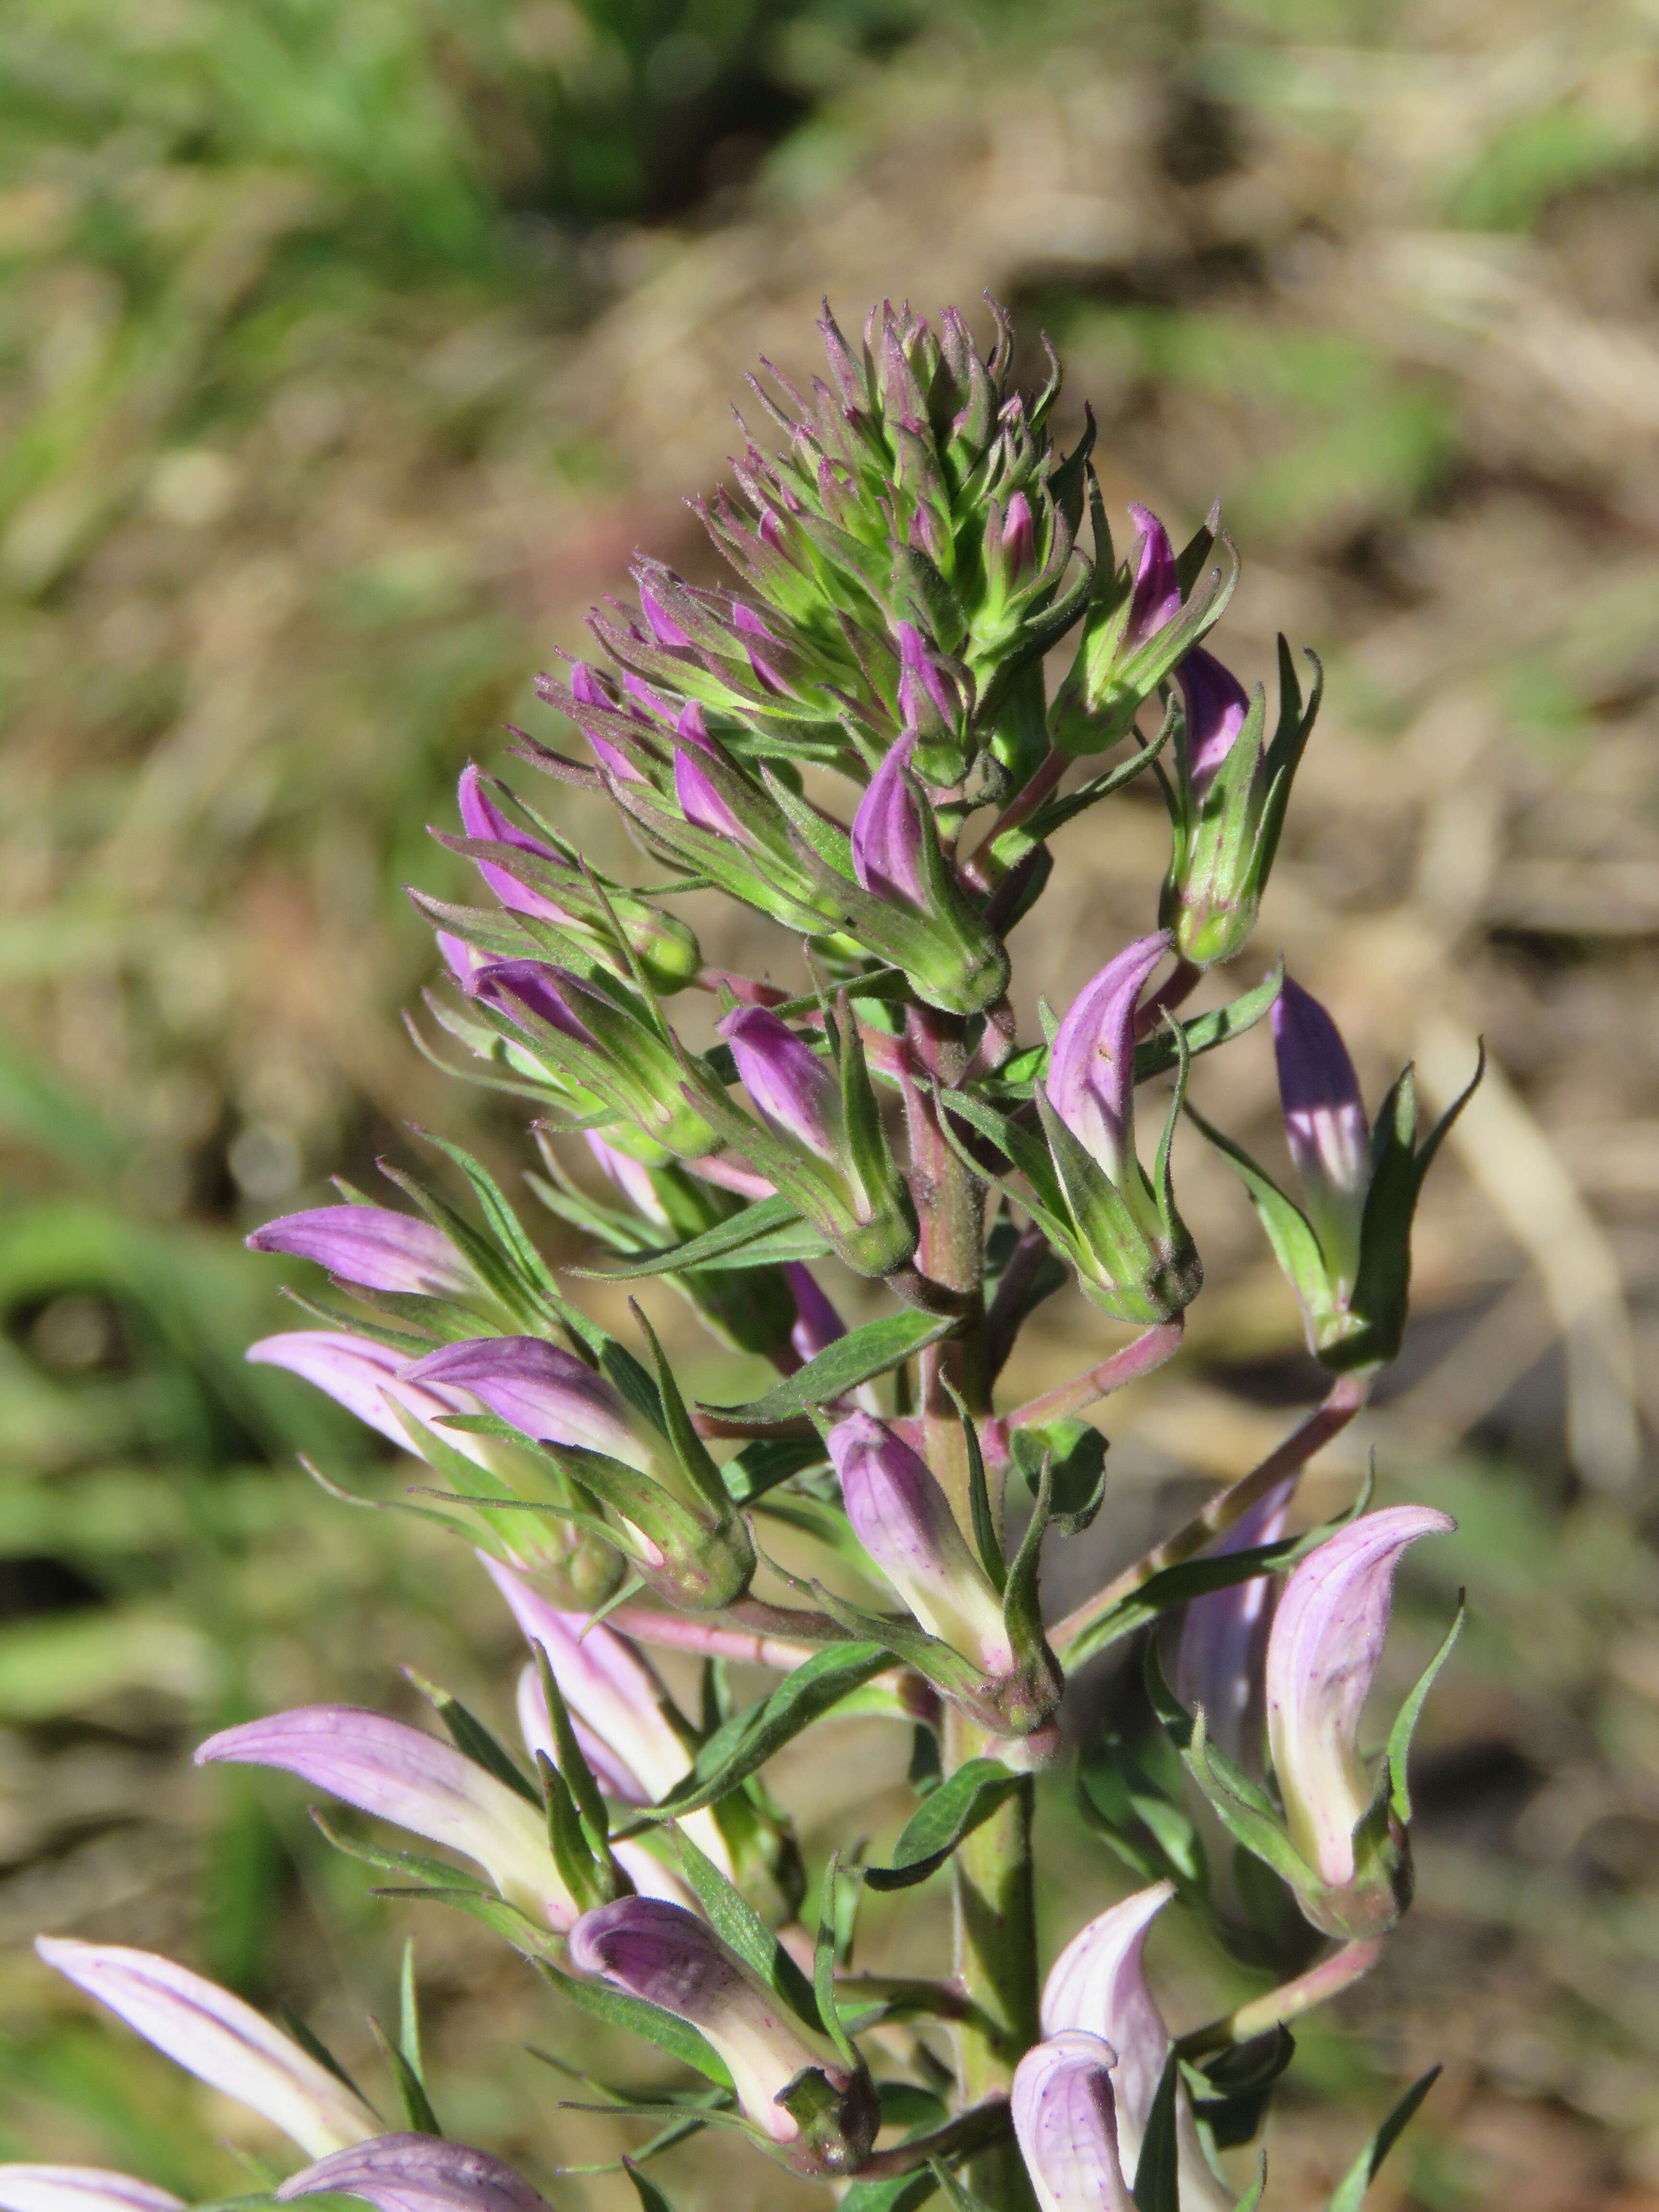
[0,2170,181,2212]
[717,1009,839,1161]
[1174,1477,1295,1774]
[1266,1505,1456,1887]
[278,2135,553,2212]
[1175,648,1250,801]
[398,1338,636,1460]
[246,1210,474,1299]
[34,1942,379,2158]
[1011,2033,1134,2212]
[850,734,927,906]
[1043,933,1170,1182]
[245,1333,486,1462]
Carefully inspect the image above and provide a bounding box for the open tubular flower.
[34,1942,380,2157]
[196,1707,577,1927]
[1191,976,1480,1369]
[568,1898,876,2177]
[1011,2033,1135,2212]
[1033,932,1200,1322]
[1158,640,1321,969]
[1039,1886,1233,2210]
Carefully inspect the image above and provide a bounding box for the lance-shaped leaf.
[34,1942,381,2157]
[1323,2068,1441,2212]
[248,1208,479,1299]
[568,1899,877,2176]
[196,1707,576,1928]
[1265,1506,1455,1891]
[0,2176,182,2212]
[1039,1887,1232,2211]
[1011,2032,1135,2212]
[702,1309,957,1429]
[277,2134,555,2212]
[864,1758,1023,1891]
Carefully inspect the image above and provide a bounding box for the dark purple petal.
[850,733,927,906]
[895,624,958,736]
[1124,504,1180,650]
[1043,933,1170,1183]
[675,748,746,840]
[246,1208,475,1298]
[279,2136,553,2212]
[1271,978,1370,1289]
[718,1008,839,1159]
[785,1263,845,1362]
[470,961,596,1046]
[1266,1505,1456,1886]
[1174,647,1250,800]
[639,580,692,649]
[456,766,570,924]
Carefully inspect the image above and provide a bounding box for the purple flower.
[568,1899,869,2168]
[277,2136,553,2212]
[1175,646,1250,802]
[1266,1505,1455,1888]
[455,766,571,925]
[1044,933,1171,1186]
[397,1337,639,1463]
[674,746,746,840]
[246,1209,475,1299]
[1272,978,1371,1297]
[469,960,598,1048]
[1001,492,1036,580]
[1039,1885,1232,2209]
[785,1262,845,1363]
[639,578,692,649]
[246,1331,492,1462]
[196,1707,575,1927]
[828,1412,1012,1675]
[1011,2033,1134,2212]
[894,624,959,745]
[1124,504,1180,651]
[0,2175,181,2212]
[718,1008,839,1161]
[1174,1477,1295,1773]
[585,1133,671,1226]
[34,1942,379,2157]
[850,734,927,906]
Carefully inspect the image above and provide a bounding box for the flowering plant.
[12,302,1476,2212]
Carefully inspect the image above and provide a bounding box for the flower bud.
[1265,1506,1454,1932]
[1157,642,1319,969]
[196,1706,576,1927]
[569,1899,877,2176]
[1174,1477,1294,1775]
[1273,978,1369,1299]
[246,1206,476,1298]
[34,1942,379,2157]
[0,2173,180,2212]
[1034,933,1200,1322]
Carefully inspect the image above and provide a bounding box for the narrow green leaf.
[1132,2051,1181,2212]
[667,1824,823,2029]
[945,1381,1006,1594]
[371,2017,443,2136]
[1387,1596,1465,1824]
[702,1310,958,1426]
[1325,2068,1441,2212]
[574,1194,824,1278]
[865,1758,1023,1891]
[398,1939,422,2082]
[622,2158,678,2212]
[816,1854,860,2068]
[538,1957,734,2089]
[407,1671,542,1807]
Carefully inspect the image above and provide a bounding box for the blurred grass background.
[0,0,1658,2203]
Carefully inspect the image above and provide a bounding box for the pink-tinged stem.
[1008,1316,1185,1431]
[606,1599,830,1669]
[1177,1938,1385,2059]
[962,752,1067,891]
[693,970,793,1007]
[1047,1369,1373,1667]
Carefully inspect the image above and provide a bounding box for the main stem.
[905,1008,1038,2211]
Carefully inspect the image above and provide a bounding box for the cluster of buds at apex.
[1052,502,1236,758]
[277,2136,554,2212]
[464,957,720,1158]
[1022,1884,1234,2211]
[828,1412,1062,1737]
[569,1898,878,2177]
[418,763,703,995]
[246,1318,753,1611]
[701,1003,917,1278]
[1191,978,1480,1369]
[196,1704,587,1927]
[1179,1506,1457,1941]
[34,1941,381,2157]
[1034,932,1201,1323]
[1157,641,1321,969]
[693,299,1094,789]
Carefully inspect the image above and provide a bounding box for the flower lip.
[245,1207,474,1299]
[0,2172,183,2212]
[1011,2032,1134,2212]
[276,2134,554,2212]
[33,1940,380,2159]
[1265,1504,1457,1887]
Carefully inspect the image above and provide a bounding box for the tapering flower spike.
[568,1899,876,2177]
[1018,933,1200,1322]
[1011,2033,1135,2212]
[1190,976,1481,1369]
[0,2176,179,2212]
[1054,500,1236,757]
[1265,1506,1455,1903]
[196,1707,577,1928]
[703,1005,916,1278]
[277,2135,553,2212]
[34,1942,380,2157]
[827,1413,1060,1735]
[1040,1885,1233,2210]
[1174,1476,1295,1774]
[1158,639,1322,969]
[246,1208,476,1298]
